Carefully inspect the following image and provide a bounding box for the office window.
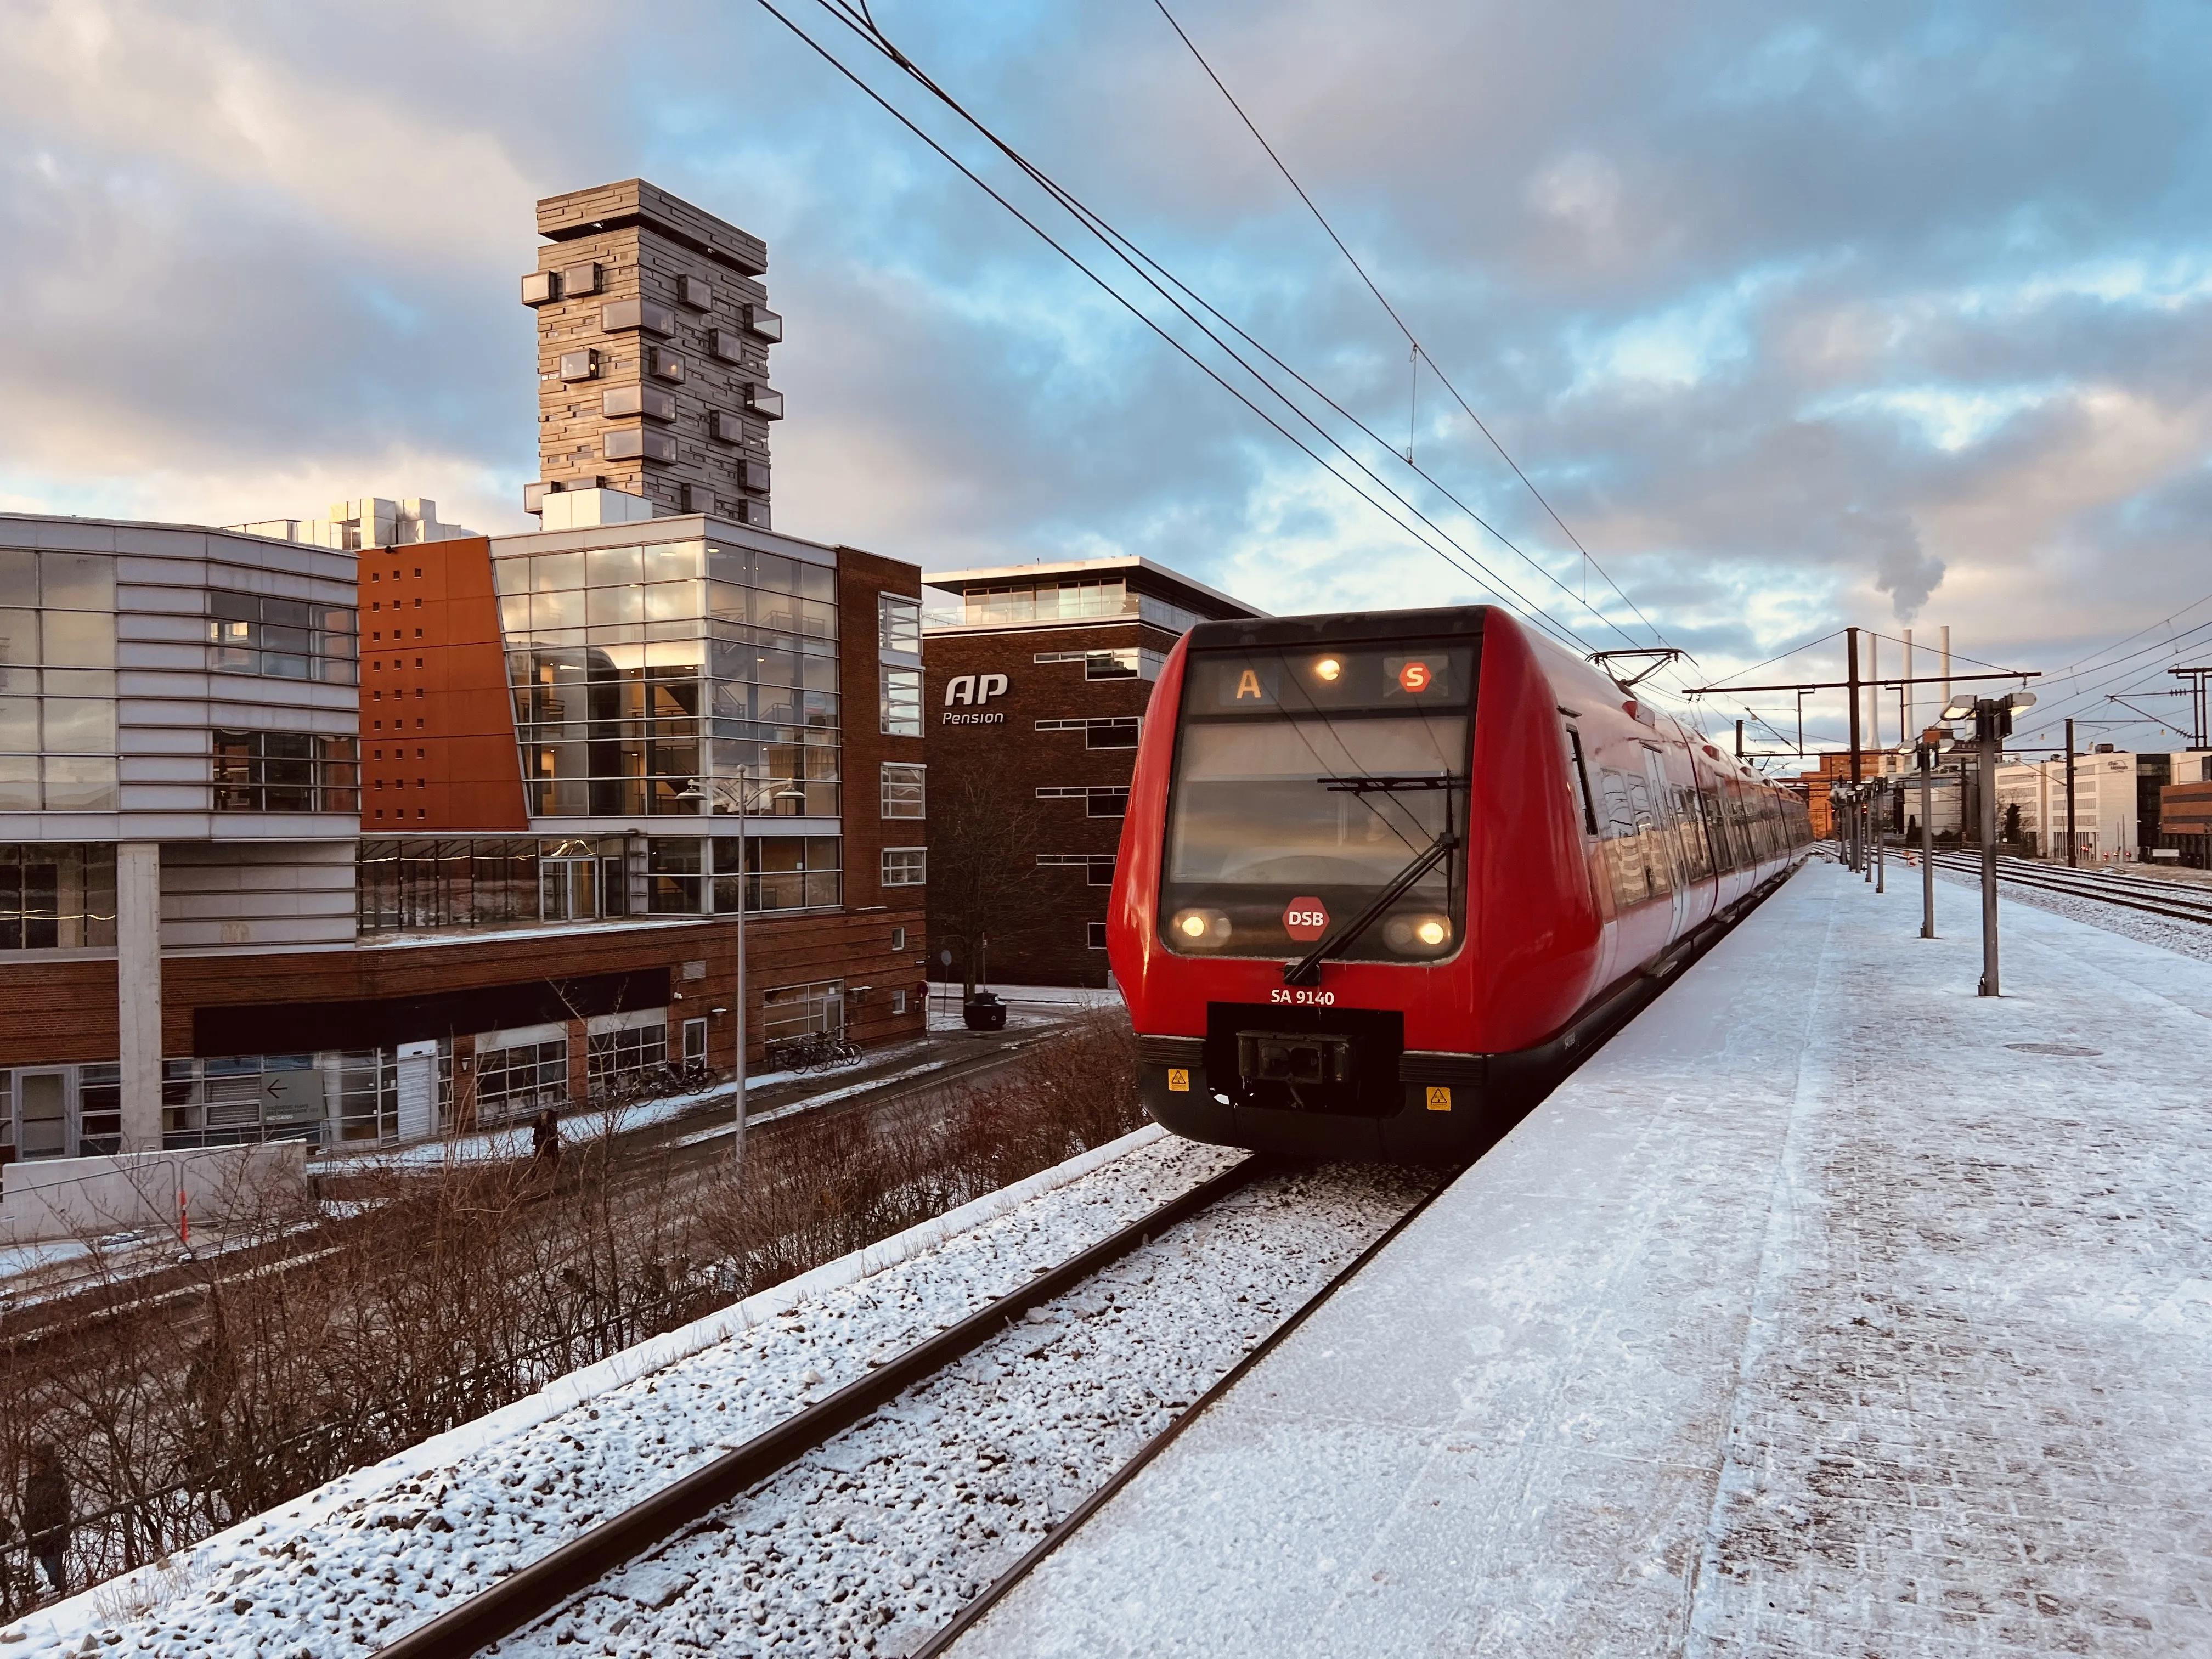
[882,846,927,887]
[891,988,908,1015]
[762,980,844,1050]
[878,593,922,657]
[881,761,926,818]
[475,1040,569,1122]
[1037,785,1129,817]
[1032,648,1166,682]
[207,591,358,684]
[212,731,359,813]
[1037,852,1115,887]
[1086,921,1108,949]
[0,843,116,949]
[0,550,121,811]
[712,833,841,913]
[891,925,907,952]
[881,667,922,736]
[586,1022,668,1092]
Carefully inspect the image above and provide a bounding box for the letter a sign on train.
[1282,896,1330,941]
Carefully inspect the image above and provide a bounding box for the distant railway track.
[376,1156,1445,1659]
[1926,850,2212,926]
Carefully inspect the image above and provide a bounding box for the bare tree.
[926,759,1061,996]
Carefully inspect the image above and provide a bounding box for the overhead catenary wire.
[792,0,1633,664]
[1145,0,1674,657]
[747,0,1602,661]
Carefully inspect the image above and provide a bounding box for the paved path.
[950,859,2212,1657]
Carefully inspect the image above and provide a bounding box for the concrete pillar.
[116,840,163,1151]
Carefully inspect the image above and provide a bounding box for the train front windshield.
[1162,641,1473,963]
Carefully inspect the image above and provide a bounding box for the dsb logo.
[1281,897,1330,941]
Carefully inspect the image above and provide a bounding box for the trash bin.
[962,991,1007,1032]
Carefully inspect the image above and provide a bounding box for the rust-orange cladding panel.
[354,536,527,832]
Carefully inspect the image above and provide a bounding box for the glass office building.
[496,538,840,819]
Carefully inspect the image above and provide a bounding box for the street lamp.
[681,767,806,1177]
[1940,689,2036,996]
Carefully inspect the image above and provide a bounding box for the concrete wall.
[0,1142,307,1245]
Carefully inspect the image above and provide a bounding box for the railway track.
[1925,850,2212,926]
[348,1152,1443,1658]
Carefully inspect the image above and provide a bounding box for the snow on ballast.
[5,1128,1237,1657]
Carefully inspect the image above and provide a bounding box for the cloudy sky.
[4,0,2209,755]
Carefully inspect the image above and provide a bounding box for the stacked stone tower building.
[522,180,782,526]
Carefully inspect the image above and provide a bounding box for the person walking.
[531,1108,561,1181]
[22,1442,69,1600]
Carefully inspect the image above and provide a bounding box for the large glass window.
[711,833,840,912]
[1161,641,1474,962]
[207,590,358,684]
[0,843,116,949]
[357,837,627,933]
[475,1039,569,1122]
[0,549,120,810]
[213,731,359,812]
[499,539,839,817]
[586,1022,667,1094]
[761,980,844,1053]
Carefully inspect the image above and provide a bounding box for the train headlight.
[1383,914,1453,955]
[1312,656,1342,682]
[1169,909,1232,947]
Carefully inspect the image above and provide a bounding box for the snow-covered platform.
[951,858,2212,1657]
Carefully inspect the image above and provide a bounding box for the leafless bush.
[0,1014,1142,1617]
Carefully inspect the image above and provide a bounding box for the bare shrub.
[0,1014,1142,1617]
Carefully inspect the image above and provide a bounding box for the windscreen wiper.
[1318,773,1454,795]
[1282,830,1460,986]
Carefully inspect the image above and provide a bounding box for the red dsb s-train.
[1106,605,1811,1161]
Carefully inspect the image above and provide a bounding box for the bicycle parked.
[764,1032,862,1074]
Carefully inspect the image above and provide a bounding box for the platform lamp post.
[1941,689,2037,996]
[682,767,806,1180]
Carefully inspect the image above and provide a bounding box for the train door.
[1642,748,1690,940]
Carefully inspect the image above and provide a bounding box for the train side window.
[1677,785,1715,879]
[1702,783,1736,872]
[1565,727,1598,837]
[1600,768,1652,907]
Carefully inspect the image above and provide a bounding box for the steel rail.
[1926,851,2212,925]
[373,1154,1270,1658]
[907,1159,1460,1659]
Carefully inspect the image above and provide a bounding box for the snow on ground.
[3,1129,1244,1657]
[952,861,2212,1658]
[1930,861,2212,962]
[498,1163,1430,1658]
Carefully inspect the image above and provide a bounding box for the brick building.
[0,180,929,1166]
[919,557,1260,988]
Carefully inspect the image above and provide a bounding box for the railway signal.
[1940,689,2037,996]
